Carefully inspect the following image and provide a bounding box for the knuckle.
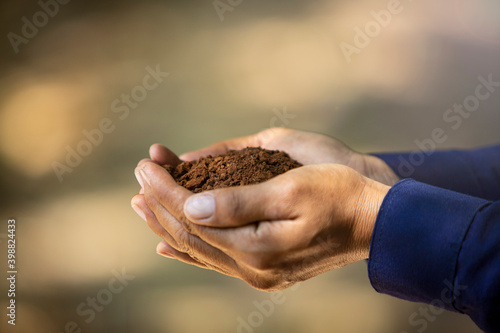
[245,252,279,272]
[251,222,277,245]
[240,254,292,292]
[255,127,284,145]
[259,128,277,137]
[220,190,242,224]
[173,228,190,253]
[257,127,287,145]
[268,127,289,135]
[278,178,302,204]
[180,217,193,234]
[143,189,155,204]
[243,274,281,292]
[185,247,196,260]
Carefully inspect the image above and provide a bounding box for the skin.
[131,128,398,291]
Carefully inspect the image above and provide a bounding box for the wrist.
[353,178,390,259]
[357,154,400,186]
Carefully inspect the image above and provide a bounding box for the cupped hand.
[156,128,399,186]
[131,159,389,291]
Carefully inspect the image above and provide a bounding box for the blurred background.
[0,0,499,332]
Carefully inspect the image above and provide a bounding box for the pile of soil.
[164,147,302,193]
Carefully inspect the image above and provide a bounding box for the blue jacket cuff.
[368,179,488,311]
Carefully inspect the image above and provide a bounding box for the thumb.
[183,181,291,227]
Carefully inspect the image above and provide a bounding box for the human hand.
[155,128,399,186]
[131,159,389,291]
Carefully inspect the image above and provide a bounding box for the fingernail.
[135,170,144,188]
[156,242,174,258]
[157,252,174,259]
[132,204,146,221]
[139,169,150,185]
[185,194,215,220]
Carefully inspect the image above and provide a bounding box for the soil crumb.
[164,147,302,193]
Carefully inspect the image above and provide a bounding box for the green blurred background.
[0,0,499,332]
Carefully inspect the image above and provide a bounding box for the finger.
[131,194,148,222]
[194,220,295,257]
[137,158,154,165]
[149,144,182,166]
[134,182,239,275]
[146,193,239,276]
[183,177,296,227]
[135,158,154,188]
[135,192,289,257]
[157,241,238,277]
[179,133,262,161]
[136,181,190,253]
[134,193,230,272]
[156,241,208,268]
[135,170,276,259]
[131,194,180,249]
[136,161,192,230]
[140,174,239,274]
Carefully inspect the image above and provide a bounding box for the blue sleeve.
[368,179,500,333]
[373,145,500,201]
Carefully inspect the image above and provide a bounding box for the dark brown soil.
[164,147,302,193]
